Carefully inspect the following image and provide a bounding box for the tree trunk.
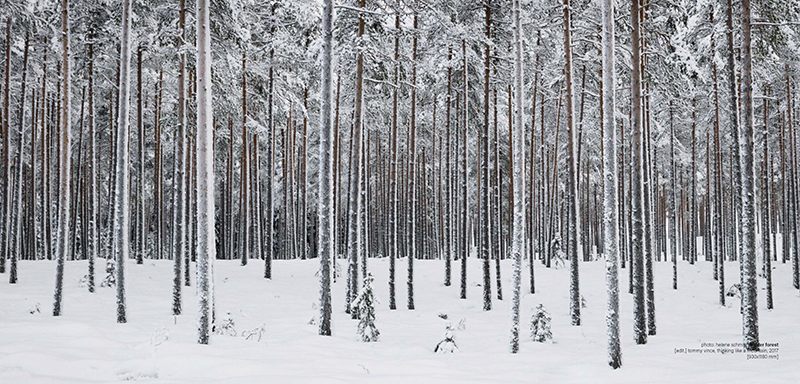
[408,6,418,311]
[346,0,366,316]
[196,0,215,344]
[172,0,188,315]
[602,0,621,367]
[481,0,492,312]
[9,32,30,284]
[460,40,468,301]
[630,0,647,344]
[563,0,580,326]
[317,0,334,336]
[509,0,525,353]
[739,0,760,352]
[53,0,71,317]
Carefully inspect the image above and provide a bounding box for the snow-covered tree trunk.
[346,0,366,315]
[712,36,724,306]
[264,48,274,279]
[529,32,541,295]
[240,54,249,267]
[739,0,760,352]
[643,91,655,335]
[726,0,742,269]
[196,0,215,344]
[444,47,452,288]
[389,13,399,310]
[317,0,335,336]
[509,0,525,353]
[137,46,144,266]
[9,31,29,284]
[691,100,697,266]
[408,6,418,311]
[53,0,71,317]
[602,0,621,367]
[87,34,97,292]
[0,19,10,275]
[630,0,647,345]
[481,0,492,313]
[113,0,134,324]
[460,40,468,301]
[669,102,677,290]
[172,0,188,316]
[563,0,580,326]
[762,96,773,310]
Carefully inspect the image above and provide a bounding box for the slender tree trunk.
[408,6,418,311]
[444,46,452,288]
[509,0,525,353]
[389,14,400,308]
[9,33,30,284]
[264,48,274,278]
[563,0,580,326]
[136,46,144,264]
[739,0,759,352]
[630,0,647,344]
[1,19,11,275]
[52,1,71,316]
[196,0,215,344]
[481,0,492,312]
[346,0,366,315]
[602,0,621,367]
[762,94,773,310]
[240,54,249,266]
[172,0,188,315]
[112,0,134,323]
[460,40,468,301]
[726,0,742,268]
[317,0,334,336]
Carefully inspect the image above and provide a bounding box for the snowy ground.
[0,253,797,383]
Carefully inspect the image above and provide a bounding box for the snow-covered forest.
[0,0,799,381]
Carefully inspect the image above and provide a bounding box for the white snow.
[0,256,797,383]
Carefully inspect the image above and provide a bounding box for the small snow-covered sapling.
[530,304,553,343]
[353,272,380,342]
[434,322,458,353]
[101,259,116,288]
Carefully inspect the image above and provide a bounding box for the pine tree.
[408,4,418,311]
[509,0,525,353]
[9,29,28,285]
[460,39,468,301]
[762,95,773,310]
[317,0,335,337]
[389,12,400,310]
[172,0,188,316]
[530,304,553,343]
[739,0,759,352]
[480,0,492,313]
[669,101,677,290]
[87,32,97,292]
[563,0,580,326]
[112,0,134,324]
[630,0,647,345]
[196,0,215,345]
[354,272,379,342]
[53,0,71,317]
[602,0,621,367]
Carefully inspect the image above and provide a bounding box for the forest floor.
[0,250,797,383]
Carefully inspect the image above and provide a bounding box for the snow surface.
[0,255,797,383]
